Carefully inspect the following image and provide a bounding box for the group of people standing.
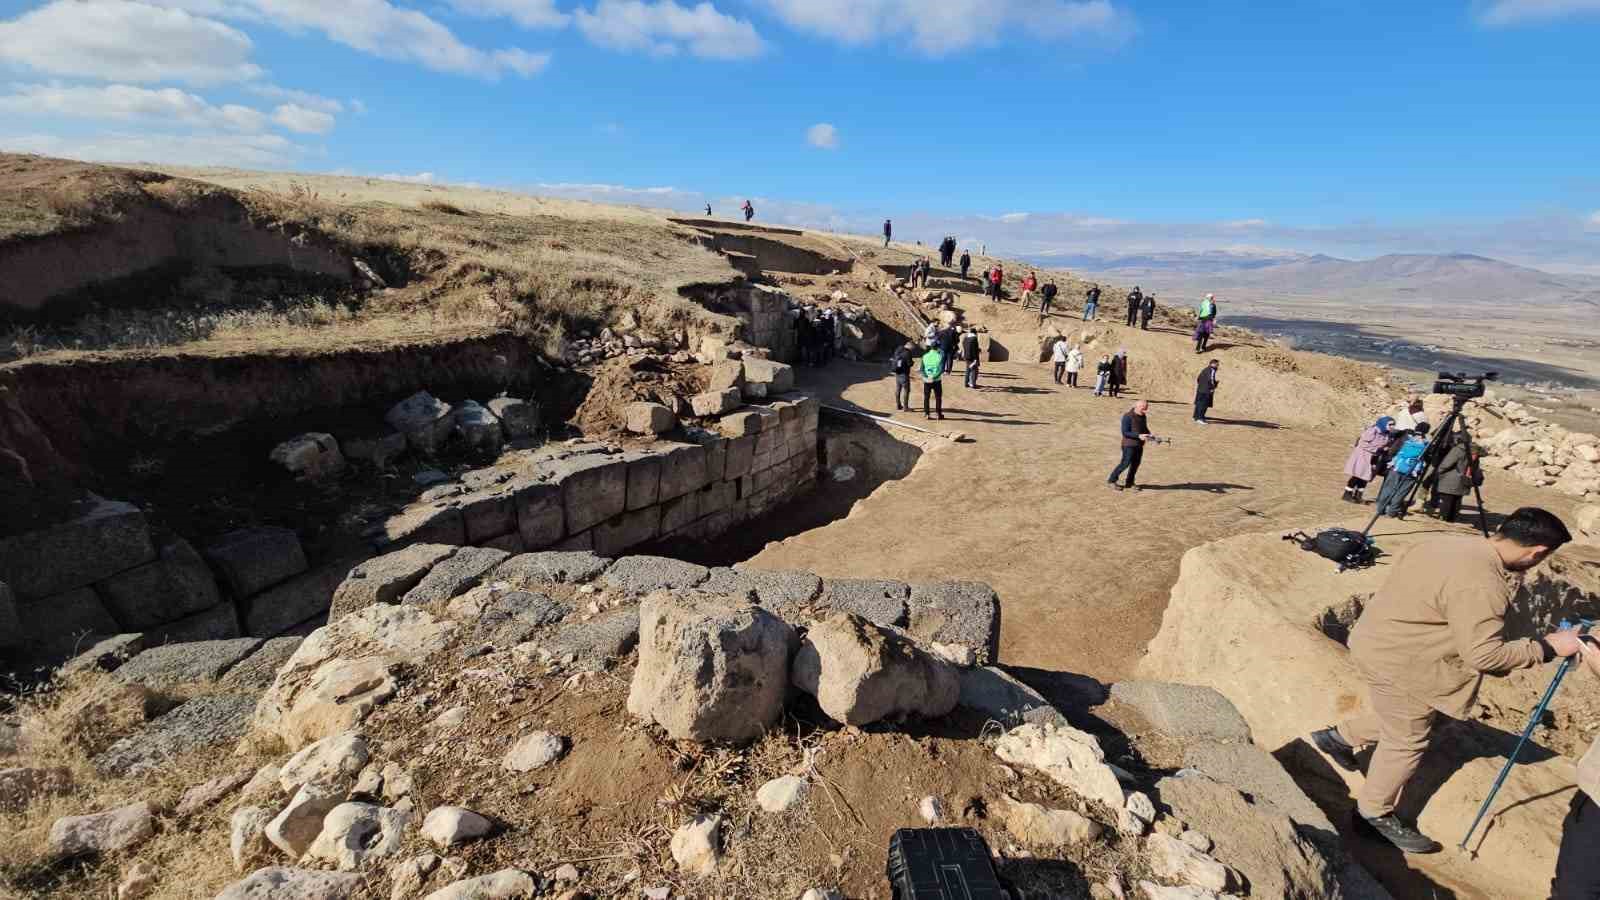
[937,235,959,267]
[893,321,985,418]
[1342,395,1480,521]
[1125,287,1157,329]
[792,309,839,367]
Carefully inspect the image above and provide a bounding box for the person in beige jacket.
[1553,638,1600,899]
[1311,507,1580,854]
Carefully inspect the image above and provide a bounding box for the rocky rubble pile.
[1473,395,1600,501]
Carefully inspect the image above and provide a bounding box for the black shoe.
[1355,813,1442,855]
[1311,727,1362,773]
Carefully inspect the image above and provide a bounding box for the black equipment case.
[886,828,1009,900]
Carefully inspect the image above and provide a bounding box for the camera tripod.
[1361,392,1492,539]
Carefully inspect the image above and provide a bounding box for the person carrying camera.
[1107,399,1158,492]
[1310,508,1580,855]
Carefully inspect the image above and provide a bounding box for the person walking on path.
[1431,436,1476,523]
[1084,284,1101,321]
[1038,281,1058,322]
[1343,416,1395,504]
[1125,286,1143,327]
[1193,359,1220,424]
[938,321,959,375]
[961,326,981,389]
[1108,350,1129,399]
[883,219,893,248]
[1374,423,1430,518]
[742,200,755,222]
[1194,293,1218,353]
[920,343,946,420]
[1107,400,1158,491]
[959,250,971,280]
[704,203,712,216]
[1553,639,1600,899]
[891,341,916,411]
[1310,508,1580,855]
[1066,344,1083,387]
[1019,272,1039,309]
[1094,354,1113,396]
[1049,337,1070,384]
[987,265,1004,302]
[1140,292,1156,330]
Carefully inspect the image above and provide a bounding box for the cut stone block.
[1109,681,1254,744]
[244,563,351,638]
[957,666,1070,728]
[329,544,457,622]
[452,401,504,454]
[402,547,510,605]
[742,358,795,392]
[698,436,728,483]
[481,532,524,554]
[657,443,709,501]
[487,397,539,439]
[592,508,661,558]
[380,504,465,550]
[546,606,641,671]
[385,391,454,456]
[626,402,677,435]
[691,389,741,417]
[459,489,516,544]
[817,579,909,627]
[549,454,628,535]
[723,435,756,479]
[0,581,18,650]
[719,411,761,438]
[659,492,699,536]
[145,601,242,644]
[707,360,744,392]
[114,638,264,688]
[220,636,305,690]
[624,452,662,511]
[96,537,221,631]
[15,587,119,660]
[726,566,824,620]
[204,527,307,598]
[93,694,256,777]
[513,479,565,550]
[494,552,612,586]
[0,496,155,598]
[907,582,1001,666]
[603,556,710,595]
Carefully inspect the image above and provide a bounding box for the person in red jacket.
[1019,272,1039,309]
[987,265,1004,302]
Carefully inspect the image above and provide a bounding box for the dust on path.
[749,303,1388,683]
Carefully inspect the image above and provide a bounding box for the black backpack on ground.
[1285,528,1378,572]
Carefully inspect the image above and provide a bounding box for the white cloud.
[271,103,336,133]
[756,0,1132,54]
[998,212,1029,222]
[376,172,437,184]
[449,0,570,28]
[247,84,344,113]
[1,130,299,167]
[1223,218,1269,228]
[0,1,263,85]
[1478,0,1600,25]
[805,122,838,149]
[0,83,278,131]
[148,0,550,78]
[573,0,766,59]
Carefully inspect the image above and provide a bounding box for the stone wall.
[0,502,331,667]
[381,393,822,560]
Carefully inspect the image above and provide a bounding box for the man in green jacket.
[921,346,945,421]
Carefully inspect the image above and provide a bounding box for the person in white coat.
[1065,345,1084,388]
[1050,337,1070,384]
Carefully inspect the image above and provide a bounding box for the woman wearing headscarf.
[1343,416,1394,504]
[1109,349,1129,398]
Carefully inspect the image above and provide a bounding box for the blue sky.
[1,0,1598,270]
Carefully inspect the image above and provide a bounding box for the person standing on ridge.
[988,265,1004,302]
[883,219,893,248]
[704,203,712,216]
[1039,281,1058,322]
[1084,284,1102,321]
[1019,272,1039,310]
[1140,292,1156,330]
[742,200,754,222]
[1050,336,1070,385]
[1109,349,1129,399]
[1094,354,1113,396]
[1194,359,1220,424]
[1107,399,1158,491]
[920,342,946,420]
[961,325,981,389]
[1310,508,1579,856]
[891,341,916,411]
[1066,344,1084,388]
[1126,286,1143,327]
[1431,434,1476,523]
[959,249,972,280]
[1194,293,1218,353]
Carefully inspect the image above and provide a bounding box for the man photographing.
[1107,399,1159,492]
[1311,507,1580,854]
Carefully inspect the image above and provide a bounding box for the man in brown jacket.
[1553,638,1600,898]
[1311,507,1580,853]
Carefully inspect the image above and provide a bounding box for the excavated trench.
[645,411,928,566]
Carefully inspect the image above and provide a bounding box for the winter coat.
[1110,354,1128,387]
[1344,421,1393,482]
[1066,348,1083,372]
[1050,341,1069,364]
[1436,444,1472,496]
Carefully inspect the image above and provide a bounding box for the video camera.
[1432,371,1498,401]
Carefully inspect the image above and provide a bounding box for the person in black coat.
[959,251,971,280]
[938,323,958,374]
[1194,359,1221,424]
[890,342,915,410]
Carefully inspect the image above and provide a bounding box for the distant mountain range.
[1026,250,1600,305]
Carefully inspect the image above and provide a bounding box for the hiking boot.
[1311,727,1362,773]
[1108,483,1124,492]
[1356,813,1442,855]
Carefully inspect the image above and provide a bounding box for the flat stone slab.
[494,551,613,587]
[816,579,909,627]
[60,633,147,677]
[93,694,256,776]
[907,582,1001,665]
[466,591,571,647]
[114,638,264,688]
[1183,740,1336,843]
[219,636,305,691]
[546,606,641,671]
[602,556,710,595]
[1109,681,1254,745]
[957,666,1069,728]
[329,544,457,622]
[0,496,154,598]
[402,547,510,605]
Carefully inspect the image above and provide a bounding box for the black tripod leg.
[1471,481,1491,537]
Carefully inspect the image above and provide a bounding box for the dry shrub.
[421,200,471,216]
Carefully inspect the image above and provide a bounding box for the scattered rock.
[231,806,274,872]
[270,433,346,479]
[919,795,944,824]
[670,814,723,877]
[215,867,364,900]
[93,693,256,777]
[488,397,540,439]
[603,555,709,595]
[305,802,411,870]
[1001,796,1104,847]
[389,854,442,900]
[1145,832,1239,894]
[801,890,845,900]
[1136,883,1227,900]
[421,806,493,848]
[502,730,568,772]
[387,392,456,456]
[117,859,158,899]
[552,863,579,882]
[628,592,794,742]
[279,730,371,793]
[993,723,1126,813]
[1121,791,1157,836]
[1180,831,1214,854]
[267,783,343,858]
[1109,681,1254,744]
[626,402,677,435]
[423,870,537,900]
[175,767,254,816]
[791,612,959,726]
[0,765,72,811]
[756,775,808,813]
[453,400,505,453]
[47,800,155,860]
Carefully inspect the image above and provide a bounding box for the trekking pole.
[1459,620,1592,851]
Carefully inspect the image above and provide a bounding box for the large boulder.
[627,592,794,742]
[790,612,959,726]
[216,867,362,900]
[452,401,504,454]
[1156,772,1335,900]
[269,433,346,480]
[328,544,457,622]
[386,392,455,456]
[46,801,155,860]
[95,537,220,630]
[992,723,1125,812]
